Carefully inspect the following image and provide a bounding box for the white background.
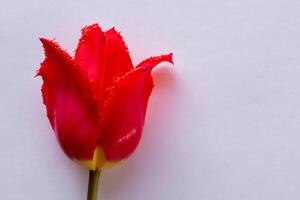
[1,0,300,199]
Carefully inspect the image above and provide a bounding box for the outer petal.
[100,54,173,161]
[37,38,100,160]
[75,24,133,99]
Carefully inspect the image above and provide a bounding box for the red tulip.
[37,24,173,171]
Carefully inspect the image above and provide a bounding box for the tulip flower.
[37,23,173,200]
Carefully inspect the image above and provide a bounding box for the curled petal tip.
[155,53,174,65]
[165,53,174,64]
[136,53,174,70]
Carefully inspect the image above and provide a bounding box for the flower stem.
[87,170,101,200]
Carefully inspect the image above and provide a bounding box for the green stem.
[87,170,101,200]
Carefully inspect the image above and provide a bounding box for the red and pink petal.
[100,54,173,161]
[75,24,133,100]
[38,38,100,160]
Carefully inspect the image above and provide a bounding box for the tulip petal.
[75,24,133,99]
[38,38,100,160]
[100,54,173,161]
